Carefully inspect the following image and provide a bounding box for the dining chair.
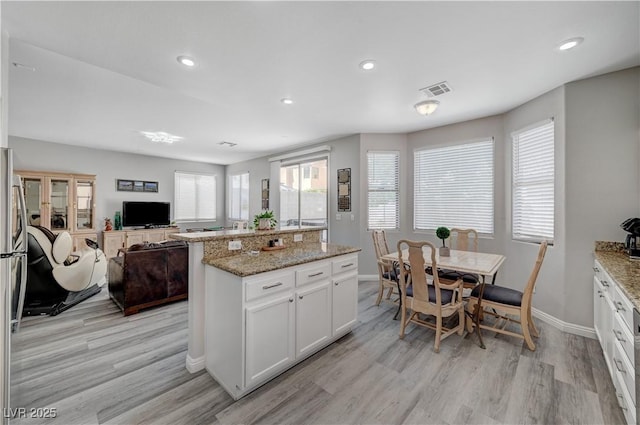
[372,230,399,306]
[397,239,465,352]
[232,221,249,230]
[465,241,548,351]
[440,228,480,285]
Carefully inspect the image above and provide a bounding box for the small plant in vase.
[253,210,277,230]
[436,226,450,257]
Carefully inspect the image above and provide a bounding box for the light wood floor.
[10,281,624,425]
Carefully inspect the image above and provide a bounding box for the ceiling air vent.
[420,81,452,97]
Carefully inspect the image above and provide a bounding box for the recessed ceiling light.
[557,37,584,51]
[177,55,196,67]
[359,60,376,71]
[281,98,294,105]
[218,141,237,147]
[140,131,183,144]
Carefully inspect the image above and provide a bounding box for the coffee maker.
[621,218,640,258]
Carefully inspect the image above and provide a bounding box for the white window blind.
[367,151,399,230]
[229,173,250,220]
[414,139,494,234]
[174,172,216,221]
[512,120,554,243]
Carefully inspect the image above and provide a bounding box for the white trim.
[510,117,554,138]
[358,274,378,282]
[185,354,206,373]
[532,307,596,339]
[269,145,331,162]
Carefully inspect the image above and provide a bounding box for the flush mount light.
[557,37,584,51]
[281,98,294,105]
[414,99,440,116]
[140,131,183,144]
[359,60,376,71]
[177,55,196,67]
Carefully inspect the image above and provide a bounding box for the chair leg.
[375,282,384,306]
[399,305,407,340]
[521,313,536,351]
[528,308,539,338]
[385,286,394,300]
[457,307,464,336]
[434,315,442,353]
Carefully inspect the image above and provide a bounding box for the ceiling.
[3,1,639,165]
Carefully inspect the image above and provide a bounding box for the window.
[414,139,494,234]
[174,172,216,221]
[512,119,554,243]
[367,151,399,230]
[228,172,250,220]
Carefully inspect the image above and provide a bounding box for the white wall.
[8,136,226,239]
[563,67,640,327]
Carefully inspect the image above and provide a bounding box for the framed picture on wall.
[337,168,351,212]
[116,179,134,191]
[143,181,159,192]
[133,181,144,192]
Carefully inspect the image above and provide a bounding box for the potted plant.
[254,210,277,230]
[436,226,451,257]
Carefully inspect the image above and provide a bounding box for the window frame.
[511,118,555,245]
[413,138,495,235]
[173,171,217,222]
[367,150,400,231]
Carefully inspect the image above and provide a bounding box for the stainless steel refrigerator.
[1,148,28,425]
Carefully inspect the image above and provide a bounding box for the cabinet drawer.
[246,271,295,302]
[593,260,604,282]
[613,339,636,407]
[332,256,358,275]
[614,284,634,333]
[296,263,331,287]
[613,312,635,366]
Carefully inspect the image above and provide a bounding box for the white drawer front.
[332,256,358,275]
[246,271,295,302]
[613,312,635,366]
[296,262,331,287]
[613,339,636,407]
[614,284,634,333]
[593,260,604,281]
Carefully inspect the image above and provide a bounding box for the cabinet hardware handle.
[613,329,626,343]
[593,267,600,272]
[335,282,339,286]
[308,272,324,277]
[601,280,609,287]
[262,282,283,290]
[341,263,354,268]
[613,358,626,373]
[289,298,294,303]
[616,302,626,312]
[299,295,303,299]
[617,394,628,410]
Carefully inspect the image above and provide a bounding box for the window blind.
[414,140,494,234]
[229,173,249,220]
[367,151,399,230]
[174,172,216,221]
[512,120,554,243]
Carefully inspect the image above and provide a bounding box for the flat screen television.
[122,201,171,228]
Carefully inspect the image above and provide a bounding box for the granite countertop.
[204,243,361,277]
[170,226,325,242]
[594,248,640,310]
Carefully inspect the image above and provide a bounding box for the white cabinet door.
[594,277,604,344]
[332,273,358,336]
[245,294,295,388]
[296,281,331,358]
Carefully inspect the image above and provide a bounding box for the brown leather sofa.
[108,240,188,315]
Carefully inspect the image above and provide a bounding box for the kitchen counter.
[594,244,640,310]
[170,226,323,242]
[205,243,361,277]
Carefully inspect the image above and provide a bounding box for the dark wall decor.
[116,179,158,192]
[261,178,270,209]
[337,168,351,212]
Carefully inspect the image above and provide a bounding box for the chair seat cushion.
[382,267,401,282]
[470,284,522,306]
[438,269,479,284]
[406,284,455,304]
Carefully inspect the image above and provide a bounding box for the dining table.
[380,246,506,349]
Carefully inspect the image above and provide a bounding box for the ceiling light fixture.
[414,99,440,116]
[177,55,196,67]
[218,141,237,147]
[558,37,584,51]
[141,131,183,144]
[281,98,294,105]
[359,60,376,71]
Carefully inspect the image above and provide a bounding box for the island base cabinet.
[332,273,358,336]
[245,294,295,388]
[296,282,331,358]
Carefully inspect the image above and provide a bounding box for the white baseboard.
[358,274,377,282]
[532,307,597,339]
[185,355,205,373]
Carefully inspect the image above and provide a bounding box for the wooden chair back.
[449,228,478,252]
[397,240,447,308]
[521,241,548,309]
[372,229,391,258]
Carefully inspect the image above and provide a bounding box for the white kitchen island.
[205,244,360,400]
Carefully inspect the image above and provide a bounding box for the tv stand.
[101,227,180,258]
